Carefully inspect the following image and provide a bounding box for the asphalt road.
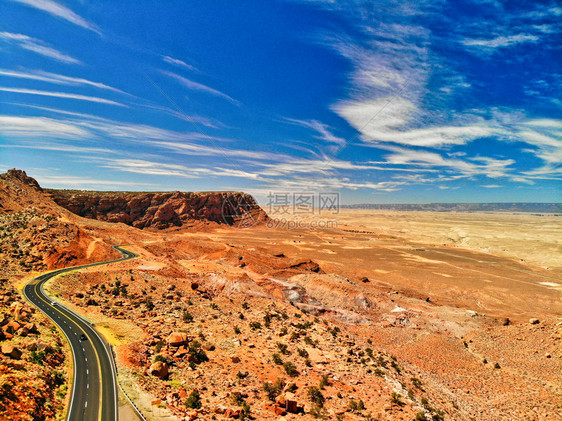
[23,246,138,421]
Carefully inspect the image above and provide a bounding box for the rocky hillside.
[48,189,269,229]
[0,169,116,272]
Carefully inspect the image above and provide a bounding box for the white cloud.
[335,97,493,147]
[34,175,156,188]
[462,34,539,49]
[377,145,518,180]
[95,158,261,180]
[162,55,197,71]
[10,0,101,34]
[160,70,239,105]
[0,87,126,106]
[0,32,81,64]
[284,118,346,146]
[0,69,127,94]
[0,115,90,138]
[1,142,112,154]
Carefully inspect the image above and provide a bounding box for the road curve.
[23,245,138,421]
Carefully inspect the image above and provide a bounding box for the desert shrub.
[297,348,309,358]
[390,392,403,406]
[304,336,316,347]
[294,321,313,330]
[240,400,251,420]
[307,386,325,406]
[263,379,285,401]
[242,302,249,310]
[185,390,201,409]
[309,404,327,419]
[249,321,261,330]
[283,361,299,377]
[231,391,246,405]
[233,326,241,334]
[272,353,283,365]
[182,310,193,323]
[276,342,290,355]
[416,412,427,421]
[153,354,170,364]
[348,399,365,412]
[154,340,164,352]
[319,374,331,389]
[29,350,46,365]
[264,313,272,328]
[411,377,423,389]
[145,299,154,311]
[188,341,208,364]
[494,362,501,369]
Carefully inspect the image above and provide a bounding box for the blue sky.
[0,0,560,204]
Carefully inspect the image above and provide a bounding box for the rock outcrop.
[48,190,268,229]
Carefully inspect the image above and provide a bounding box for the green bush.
[185,390,201,409]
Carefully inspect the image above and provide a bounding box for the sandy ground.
[203,210,562,321]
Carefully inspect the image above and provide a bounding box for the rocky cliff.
[47,190,268,229]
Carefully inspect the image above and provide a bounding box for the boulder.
[166,332,189,346]
[224,408,242,419]
[2,344,22,359]
[284,392,298,413]
[149,361,169,379]
[529,318,540,325]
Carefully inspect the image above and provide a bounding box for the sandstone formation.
[48,189,268,229]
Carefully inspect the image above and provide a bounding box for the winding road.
[23,246,138,421]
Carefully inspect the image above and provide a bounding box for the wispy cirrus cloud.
[0,87,126,106]
[9,0,101,35]
[284,118,346,146]
[461,34,539,50]
[160,70,240,106]
[0,115,90,138]
[0,32,81,64]
[0,69,128,94]
[34,175,157,189]
[162,55,197,72]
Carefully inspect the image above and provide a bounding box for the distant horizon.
[1,1,560,203]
